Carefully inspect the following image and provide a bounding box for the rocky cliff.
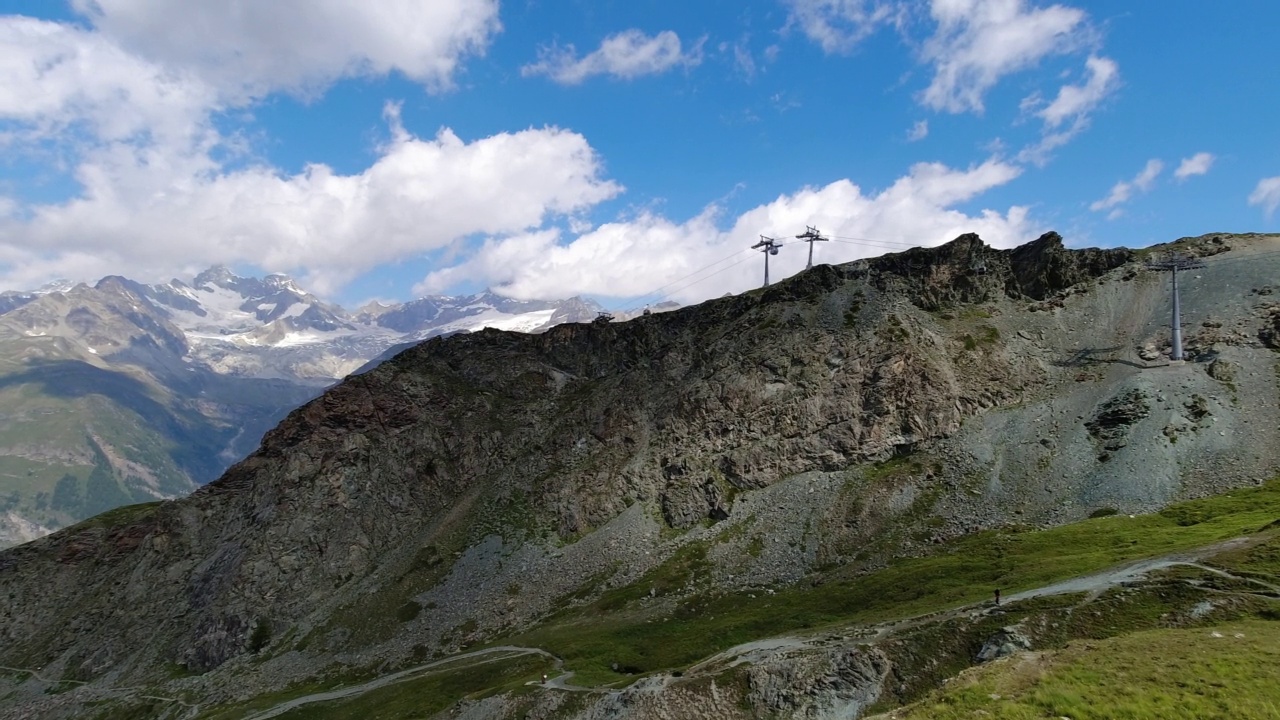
[1,231,1278,719]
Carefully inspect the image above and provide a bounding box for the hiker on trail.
[542,673,548,684]
[994,588,1001,605]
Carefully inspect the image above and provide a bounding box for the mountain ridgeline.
[0,267,609,547]
[2,231,1279,719]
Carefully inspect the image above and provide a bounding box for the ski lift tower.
[795,226,829,269]
[1146,254,1205,361]
[752,236,782,287]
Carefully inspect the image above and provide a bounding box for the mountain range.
[0,267,631,546]
[1,231,1277,719]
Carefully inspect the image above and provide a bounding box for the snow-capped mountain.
[54,266,610,381]
[0,266,626,546]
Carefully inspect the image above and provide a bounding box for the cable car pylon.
[795,226,829,269]
[752,236,782,287]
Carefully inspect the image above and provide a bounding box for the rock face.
[976,626,1033,662]
[0,232,1279,719]
[747,647,890,718]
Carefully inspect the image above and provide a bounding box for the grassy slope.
[0,387,191,526]
[883,620,1280,720]
[187,480,1280,719]
[511,480,1280,685]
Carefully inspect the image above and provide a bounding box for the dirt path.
[237,646,581,720]
[0,665,201,720]
[690,536,1271,675]
[161,536,1279,719]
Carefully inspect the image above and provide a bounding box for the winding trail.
[0,665,200,717]
[226,536,1280,718]
[689,536,1273,675]
[238,646,575,720]
[8,536,1273,719]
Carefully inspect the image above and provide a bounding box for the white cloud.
[1,117,622,295]
[1036,55,1118,128]
[416,158,1035,302]
[1249,177,1280,218]
[521,30,703,85]
[921,0,1089,114]
[1131,159,1162,192]
[70,0,501,98]
[1089,158,1163,217]
[0,17,216,147]
[907,119,929,141]
[783,0,905,54]
[1174,152,1215,181]
[0,6,573,296]
[1017,54,1120,166]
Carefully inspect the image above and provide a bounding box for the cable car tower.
[795,226,829,269]
[1146,254,1205,361]
[752,236,782,287]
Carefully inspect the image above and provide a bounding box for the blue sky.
[0,1,1276,309]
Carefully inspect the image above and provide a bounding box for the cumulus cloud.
[1089,159,1162,219]
[782,0,905,54]
[521,30,703,85]
[70,0,501,98]
[0,17,216,147]
[1174,152,1214,181]
[907,120,929,141]
[1,112,622,294]
[0,4,600,295]
[921,0,1089,114]
[1249,177,1280,218]
[415,158,1035,302]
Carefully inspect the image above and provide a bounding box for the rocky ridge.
[0,268,613,547]
[0,231,1278,719]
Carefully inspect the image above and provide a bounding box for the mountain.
[0,268,608,547]
[1,231,1277,719]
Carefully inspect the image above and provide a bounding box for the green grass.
[960,324,1001,351]
[885,619,1280,720]
[508,480,1280,686]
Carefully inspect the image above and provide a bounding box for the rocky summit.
[1,231,1279,720]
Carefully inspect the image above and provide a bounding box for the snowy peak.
[1,265,623,381]
[191,265,241,290]
[367,291,604,337]
[34,279,78,295]
[145,266,351,337]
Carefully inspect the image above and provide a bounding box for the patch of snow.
[87,347,97,354]
[34,279,76,295]
[467,308,557,333]
[166,284,258,333]
[279,302,309,319]
[274,332,327,348]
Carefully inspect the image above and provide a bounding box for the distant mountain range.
[0,267,670,546]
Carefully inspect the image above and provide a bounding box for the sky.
[1,0,1277,310]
